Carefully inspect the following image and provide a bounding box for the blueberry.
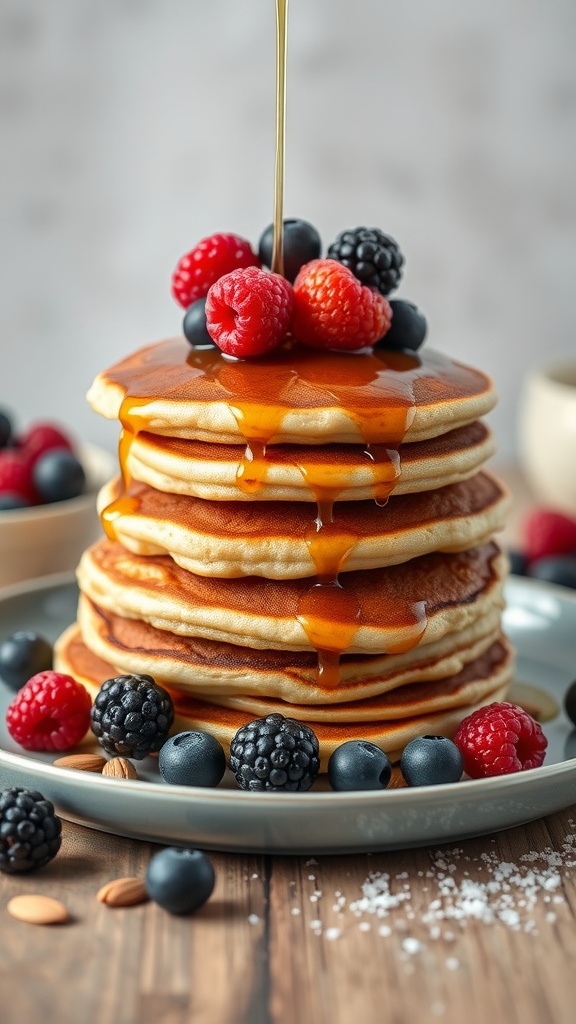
[145,847,215,915]
[528,556,576,590]
[32,448,85,503]
[0,493,30,511]
[564,680,576,727]
[0,411,12,449]
[159,731,226,787]
[327,740,391,791]
[378,299,427,352]
[0,631,53,691]
[258,218,322,282]
[508,550,527,576]
[182,297,216,349]
[400,735,463,786]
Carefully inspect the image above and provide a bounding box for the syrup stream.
[271,0,288,277]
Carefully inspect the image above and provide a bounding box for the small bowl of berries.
[0,411,115,588]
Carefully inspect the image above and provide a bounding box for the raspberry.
[19,423,73,468]
[171,233,260,309]
[292,259,392,351]
[0,450,36,503]
[453,702,548,779]
[523,509,576,564]
[206,267,294,358]
[6,671,92,752]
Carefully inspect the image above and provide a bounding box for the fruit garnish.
[258,218,322,282]
[528,556,576,590]
[327,740,391,791]
[291,258,392,351]
[0,410,12,449]
[0,788,62,874]
[327,227,404,296]
[453,702,548,779]
[171,233,260,309]
[159,731,226,787]
[182,297,216,349]
[6,671,92,752]
[564,679,576,727]
[0,631,53,691]
[32,449,86,503]
[229,713,320,791]
[19,423,74,467]
[146,848,215,915]
[378,299,427,352]
[206,266,294,358]
[0,450,37,505]
[523,509,576,564]
[90,673,174,759]
[400,735,463,786]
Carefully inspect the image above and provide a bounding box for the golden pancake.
[98,472,509,579]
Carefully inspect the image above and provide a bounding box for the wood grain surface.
[1,808,576,1024]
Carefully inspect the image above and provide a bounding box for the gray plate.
[0,573,575,854]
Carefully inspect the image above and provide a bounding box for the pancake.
[74,597,504,704]
[77,539,506,654]
[87,339,496,446]
[53,623,511,769]
[114,420,496,503]
[98,472,509,579]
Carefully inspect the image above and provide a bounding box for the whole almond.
[8,894,69,925]
[53,753,106,773]
[97,877,149,907]
[102,757,138,780]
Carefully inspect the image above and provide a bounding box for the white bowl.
[0,443,116,589]
[519,361,576,518]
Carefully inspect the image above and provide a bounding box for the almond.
[7,894,69,925]
[97,877,149,907]
[102,757,138,780]
[53,753,107,773]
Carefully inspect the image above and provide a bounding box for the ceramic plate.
[0,573,575,854]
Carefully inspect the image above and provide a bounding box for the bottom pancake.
[55,623,513,769]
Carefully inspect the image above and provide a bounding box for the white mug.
[519,361,576,518]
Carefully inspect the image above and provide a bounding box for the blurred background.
[1,0,575,461]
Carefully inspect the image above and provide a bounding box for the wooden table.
[1,469,575,1024]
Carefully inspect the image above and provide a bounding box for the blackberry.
[0,787,62,873]
[229,713,320,792]
[91,673,174,760]
[327,227,404,296]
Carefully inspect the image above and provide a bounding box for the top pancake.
[87,338,496,446]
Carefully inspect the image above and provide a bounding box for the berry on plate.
[292,259,392,351]
[0,410,12,449]
[258,218,322,282]
[90,673,174,759]
[523,509,576,564]
[159,731,226,787]
[0,787,62,874]
[146,847,215,915]
[378,299,427,352]
[0,631,53,691]
[564,679,576,727]
[32,449,86,503]
[182,297,216,349]
[400,735,463,787]
[528,555,576,590]
[327,227,404,296]
[327,740,391,791]
[206,266,294,358]
[453,702,548,779]
[229,713,320,792]
[6,671,92,752]
[171,233,260,309]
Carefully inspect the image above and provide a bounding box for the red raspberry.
[453,701,548,779]
[523,509,576,564]
[206,266,294,358]
[19,422,73,468]
[292,258,392,351]
[171,233,260,309]
[0,450,36,503]
[6,671,92,752]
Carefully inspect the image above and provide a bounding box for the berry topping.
[182,297,216,349]
[32,449,86,503]
[258,218,322,282]
[292,259,392,351]
[206,266,294,358]
[0,450,36,504]
[6,671,92,752]
[0,410,13,449]
[327,740,391,791]
[400,735,463,787]
[229,713,320,792]
[564,679,576,727]
[453,702,548,779]
[0,787,62,874]
[508,550,527,576]
[0,631,53,691]
[159,730,226,787]
[378,299,427,352]
[327,227,404,296]
[19,423,73,467]
[523,509,576,565]
[90,673,174,760]
[146,847,215,915]
[171,233,260,309]
[0,493,30,511]
[528,555,576,590]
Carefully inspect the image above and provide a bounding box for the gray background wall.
[1,0,575,460]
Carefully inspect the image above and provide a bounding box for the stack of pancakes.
[55,338,512,767]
